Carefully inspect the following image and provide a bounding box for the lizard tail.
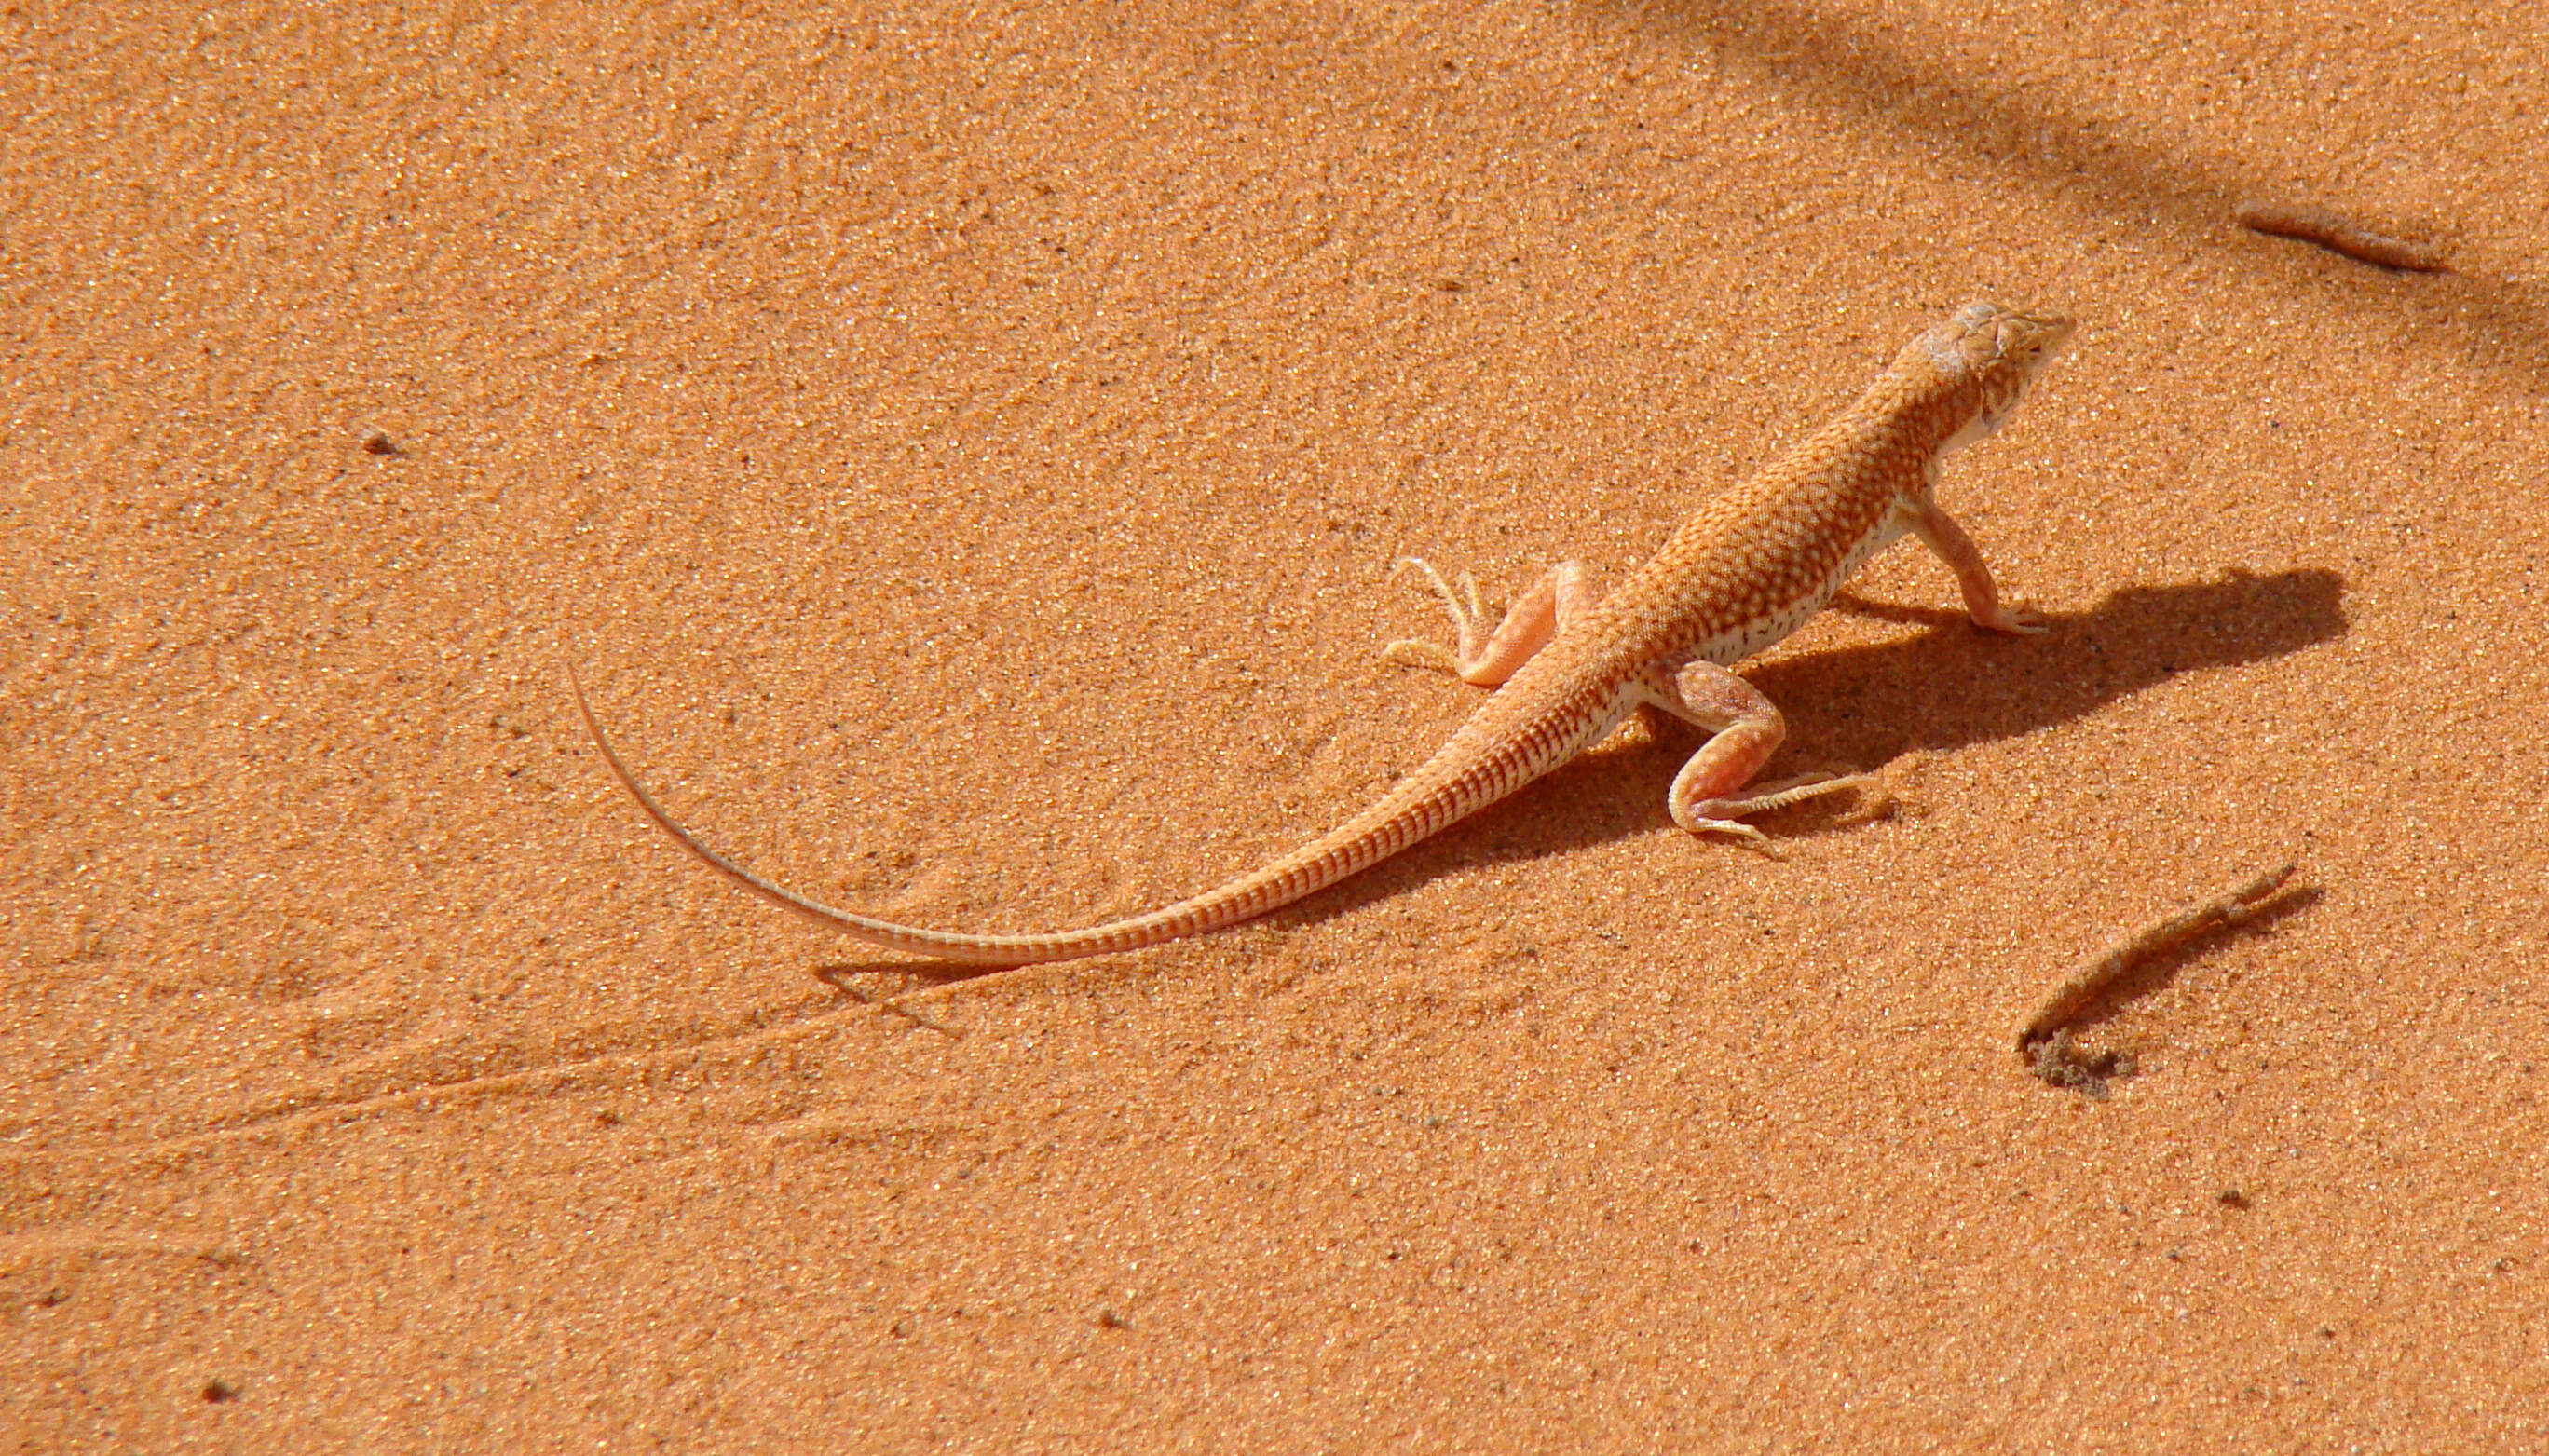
[571,666,1519,967]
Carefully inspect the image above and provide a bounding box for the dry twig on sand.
[2018,860,2299,1091]
[2235,202,2450,272]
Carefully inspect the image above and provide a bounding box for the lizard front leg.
[1898,496,2048,635]
[1384,557,1599,686]
[1642,660,1867,842]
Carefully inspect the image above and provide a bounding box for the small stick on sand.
[2234,201,2450,273]
[2017,859,2299,1058]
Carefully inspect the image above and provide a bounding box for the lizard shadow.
[1297,564,2347,910]
[817,565,2342,987]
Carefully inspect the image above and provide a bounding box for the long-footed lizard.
[576,300,2074,965]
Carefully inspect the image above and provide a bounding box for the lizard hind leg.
[1383,556,1597,687]
[1645,660,1868,845]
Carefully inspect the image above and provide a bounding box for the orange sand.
[7,1,2545,1448]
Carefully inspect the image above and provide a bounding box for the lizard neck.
[1848,363,1985,472]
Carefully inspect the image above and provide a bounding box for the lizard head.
[1908,302,2076,454]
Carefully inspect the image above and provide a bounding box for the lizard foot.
[1677,771,1871,849]
[1979,603,2050,635]
[1382,556,1489,674]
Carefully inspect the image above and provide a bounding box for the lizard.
[575,299,2075,967]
